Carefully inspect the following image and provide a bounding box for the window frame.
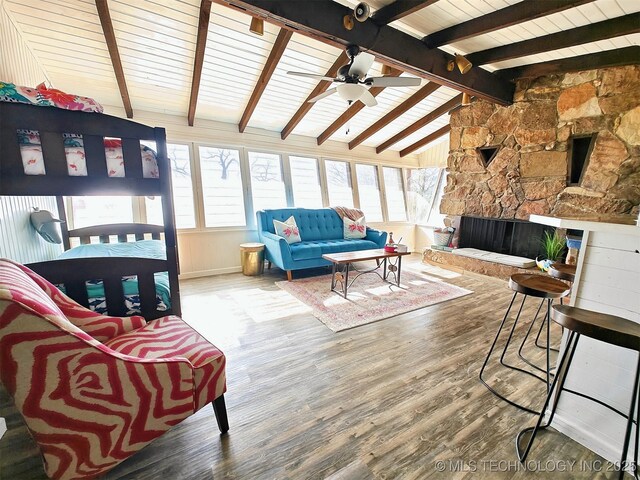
[288,154,325,209]
[381,166,409,223]
[246,149,289,215]
[406,167,447,228]
[196,142,252,230]
[354,162,384,223]
[323,158,356,209]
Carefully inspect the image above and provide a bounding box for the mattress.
[58,240,170,315]
[17,130,159,178]
[451,248,536,269]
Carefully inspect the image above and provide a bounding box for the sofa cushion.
[290,239,378,261]
[258,208,344,241]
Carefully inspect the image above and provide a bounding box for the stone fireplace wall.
[441,65,640,220]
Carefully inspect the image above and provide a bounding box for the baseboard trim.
[179,266,242,279]
[552,413,621,465]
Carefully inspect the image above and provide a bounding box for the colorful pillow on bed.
[16,131,159,179]
[0,81,103,113]
[273,216,301,244]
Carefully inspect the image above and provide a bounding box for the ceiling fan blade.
[308,87,337,103]
[359,89,378,107]
[349,52,375,79]
[287,71,335,81]
[365,77,422,87]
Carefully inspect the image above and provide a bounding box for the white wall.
[418,134,449,168]
[0,0,50,85]
[0,197,63,263]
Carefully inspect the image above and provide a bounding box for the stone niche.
[441,65,640,220]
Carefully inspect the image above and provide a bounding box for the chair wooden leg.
[212,394,229,434]
[286,270,292,281]
[267,261,272,269]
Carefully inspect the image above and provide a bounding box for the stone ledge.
[423,249,546,282]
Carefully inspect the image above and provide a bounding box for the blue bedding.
[59,240,171,313]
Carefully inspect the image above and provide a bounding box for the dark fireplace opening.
[458,216,556,259]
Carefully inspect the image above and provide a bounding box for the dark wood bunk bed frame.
[0,102,181,320]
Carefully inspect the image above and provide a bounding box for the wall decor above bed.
[0,102,181,320]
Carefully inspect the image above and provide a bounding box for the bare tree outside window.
[248,152,286,211]
[199,146,246,227]
[199,148,239,180]
[325,160,353,207]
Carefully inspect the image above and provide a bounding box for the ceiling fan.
[287,45,421,107]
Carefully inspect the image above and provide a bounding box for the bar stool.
[548,263,577,283]
[517,305,640,479]
[517,263,577,366]
[479,273,571,414]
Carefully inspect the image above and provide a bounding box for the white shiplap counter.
[529,215,640,465]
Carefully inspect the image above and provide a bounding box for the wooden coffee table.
[322,248,412,298]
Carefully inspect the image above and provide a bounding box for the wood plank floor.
[1,256,619,479]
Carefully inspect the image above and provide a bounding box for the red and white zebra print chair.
[0,258,228,480]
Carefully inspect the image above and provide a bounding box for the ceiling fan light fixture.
[462,92,472,105]
[249,17,264,36]
[381,64,394,76]
[447,53,472,74]
[337,83,364,102]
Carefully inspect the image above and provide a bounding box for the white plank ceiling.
[4,0,638,155]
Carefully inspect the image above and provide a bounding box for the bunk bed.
[0,101,181,320]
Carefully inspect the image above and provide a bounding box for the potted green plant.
[536,230,566,271]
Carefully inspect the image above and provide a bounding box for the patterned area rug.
[276,270,472,332]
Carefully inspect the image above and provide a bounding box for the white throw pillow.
[273,216,302,244]
[344,216,367,239]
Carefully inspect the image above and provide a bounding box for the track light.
[343,2,370,30]
[249,17,264,36]
[447,53,472,75]
[462,92,472,105]
[381,65,394,76]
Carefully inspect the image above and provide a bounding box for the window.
[325,160,353,207]
[427,170,448,226]
[290,156,323,208]
[355,164,383,222]
[145,143,197,228]
[199,146,246,227]
[69,196,134,228]
[383,167,407,221]
[248,151,287,212]
[406,168,442,225]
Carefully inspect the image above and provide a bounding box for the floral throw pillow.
[344,216,367,239]
[273,216,301,244]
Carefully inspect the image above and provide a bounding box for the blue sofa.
[256,208,387,280]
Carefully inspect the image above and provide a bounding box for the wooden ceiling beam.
[188,0,212,126]
[498,46,640,80]
[376,93,461,153]
[468,13,640,66]
[281,51,348,140]
[400,125,450,157]
[95,0,133,118]
[239,28,293,133]
[348,82,441,150]
[212,0,514,105]
[316,69,401,146]
[423,0,595,48]
[371,0,440,25]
